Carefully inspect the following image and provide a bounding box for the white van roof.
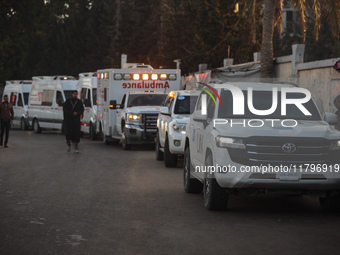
[6,80,32,85]
[32,76,76,81]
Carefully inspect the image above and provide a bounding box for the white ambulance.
[96,63,181,148]
[3,80,32,130]
[28,76,77,133]
[77,72,98,139]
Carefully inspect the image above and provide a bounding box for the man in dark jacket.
[63,90,84,153]
[0,95,14,148]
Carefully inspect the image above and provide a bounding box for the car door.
[191,90,215,179]
[189,92,203,168]
[159,95,173,146]
[54,90,64,129]
[116,93,126,136]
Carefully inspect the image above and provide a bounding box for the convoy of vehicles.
[3,80,32,130]
[77,72,98,139]
[156,90,200,167]
[96,63,181,148]
[28,76,77,133]
[184,81,340,211]
[3,58,340,213]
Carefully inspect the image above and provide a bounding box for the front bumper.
[125,124,156,144]
[168,132,186,155]
[210,147,340,190]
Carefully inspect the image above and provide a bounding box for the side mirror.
[109,100,118,110]
[160,106,170,115]
[193,110,208,122]
[325,112,338,125]
[333,60,340,73]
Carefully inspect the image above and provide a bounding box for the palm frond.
[274,0,283,35]
[291,0,307,42]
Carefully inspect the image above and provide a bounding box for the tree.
[260,0,340,79]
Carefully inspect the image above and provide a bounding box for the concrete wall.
[274,47,340,114]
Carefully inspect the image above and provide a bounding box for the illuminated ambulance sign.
[97,65,180,91]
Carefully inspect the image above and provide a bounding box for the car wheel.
[155,131,164,161]
[33,119,42,134]
[203,154,229,210]
[21,118,27,131]
[183,146,203,193]
[90,122,97,140]
[164,136,178,167]
[319,192,340,212]
[122,129,131,150]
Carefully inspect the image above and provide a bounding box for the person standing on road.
[63,90,84,153]
[0,95,14,148]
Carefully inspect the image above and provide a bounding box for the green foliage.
[0,0,263,83]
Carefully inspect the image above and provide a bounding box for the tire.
[33,119,42,134]
[319,192,340,212]
[164,136,178,167]
[21,118,27,131]
[203,154,229,210]
[122,129,131,150]
[90,122,97,140]
[155,131,164,161]
[183,147,203,193]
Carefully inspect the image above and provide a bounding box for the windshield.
[217,90,322,120]
[64,90,74,100]
[174,95,198,114]
[127,94,165,107]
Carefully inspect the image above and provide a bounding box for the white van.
[3,80,32,130]
[77,72,97,139]
[28,76,77,133]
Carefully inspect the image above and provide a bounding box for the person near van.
[63,90,84,153]
[0,95,14,148]
[334,94,340,130]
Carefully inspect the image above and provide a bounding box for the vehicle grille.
[227,136,340,166]
[141,114,158,139]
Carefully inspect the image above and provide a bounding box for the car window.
[23,93,29,105]
[127,94,165,107]
[56,91,64,106]
[218,90,322,120]
[174,95,198,114]
[92,88,97,105]
[17,93,23,107]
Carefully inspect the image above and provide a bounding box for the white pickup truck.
[156,90,199,167]
[184,81,340,211]
[117,91,166,150]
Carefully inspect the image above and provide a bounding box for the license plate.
[278,172,300,181]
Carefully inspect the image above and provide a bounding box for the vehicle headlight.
[172,123,186,134]
[127,113,141,123]
[216,136,246,149]
[330,140,340,150]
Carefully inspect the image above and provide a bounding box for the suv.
[184,81,340,211]
[156,90,199,167]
